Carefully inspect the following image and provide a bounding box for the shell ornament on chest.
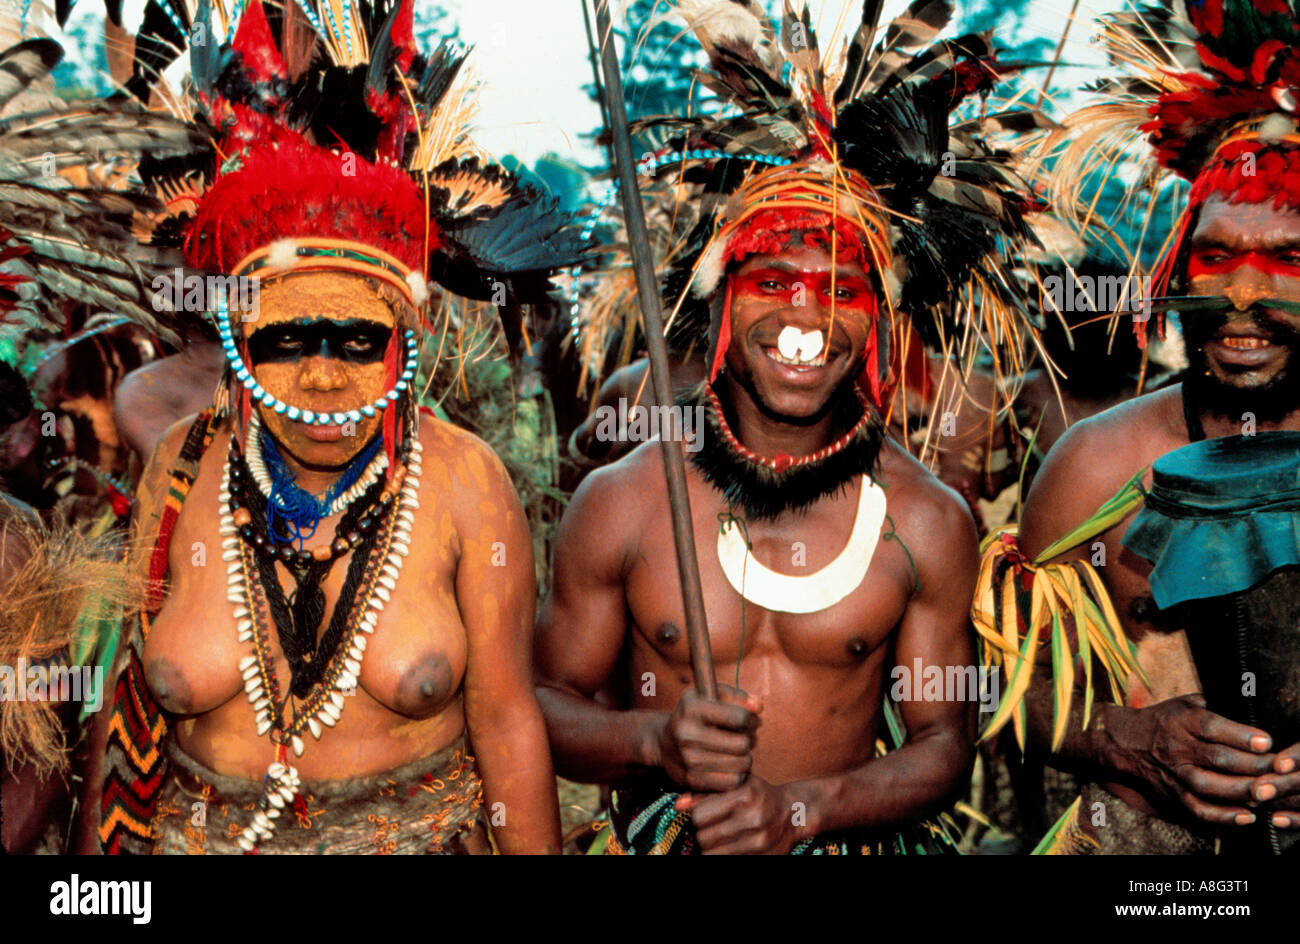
[716,475,887,615]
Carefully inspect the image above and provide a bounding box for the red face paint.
[713,263,883,401]
[729,267,879,313]
[1187,248,1300,279]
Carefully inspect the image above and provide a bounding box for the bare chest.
[624,473,915,672]
[142,439,469,721]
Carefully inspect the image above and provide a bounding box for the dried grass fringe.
[0,510,144,778]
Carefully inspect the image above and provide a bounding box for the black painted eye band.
[247,318,393,365]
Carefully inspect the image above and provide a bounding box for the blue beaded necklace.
[260,429,383,548]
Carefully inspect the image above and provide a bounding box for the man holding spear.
[536,0,1046,853]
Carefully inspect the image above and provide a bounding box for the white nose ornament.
[777,326,825,363]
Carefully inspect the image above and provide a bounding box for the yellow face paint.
[245,272,401,468]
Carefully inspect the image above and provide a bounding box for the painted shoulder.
[416,414,517,500]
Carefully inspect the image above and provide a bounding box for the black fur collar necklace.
[688,382,885,521]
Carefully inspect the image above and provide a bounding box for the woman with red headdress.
[92,0,587,854]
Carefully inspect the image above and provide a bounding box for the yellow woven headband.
[231,238,428,307]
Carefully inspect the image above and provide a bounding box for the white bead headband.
[217,295,419,426]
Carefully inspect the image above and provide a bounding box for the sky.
[40,0,1126,167]
[456,0,1125,164]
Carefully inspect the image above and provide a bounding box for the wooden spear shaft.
[590,0,718,699]
[580,0,611,140]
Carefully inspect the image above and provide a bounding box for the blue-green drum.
[1126,431,1300,856]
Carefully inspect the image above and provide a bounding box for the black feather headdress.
[587,0,1053,414]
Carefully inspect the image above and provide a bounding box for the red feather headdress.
[1050,0,1300,327]
[135,0,589,317]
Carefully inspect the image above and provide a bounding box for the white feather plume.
[266,238,299,270]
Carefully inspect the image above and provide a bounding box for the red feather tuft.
[391,0,416,73]
[1187,0,1226,38]
[1144,40,1300,177]
[1195,141,1300,208]
[723,208,874,271]
[184,133,430,273]
[365,87,413,164]
[231,0,288,85]
[0,226,31,315]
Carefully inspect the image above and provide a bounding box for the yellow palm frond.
[973,521,1143,750]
